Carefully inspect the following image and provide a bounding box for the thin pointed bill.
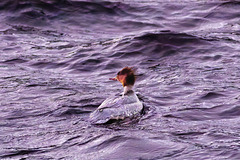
[109,77,118,81]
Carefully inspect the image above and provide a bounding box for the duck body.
[89,90,143,124]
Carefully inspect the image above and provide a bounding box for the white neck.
[123,85,133,95]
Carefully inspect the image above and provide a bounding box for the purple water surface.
[0,0,240,159]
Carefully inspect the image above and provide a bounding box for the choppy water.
[1,0,240,159]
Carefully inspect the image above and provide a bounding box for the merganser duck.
[89,67,143,124]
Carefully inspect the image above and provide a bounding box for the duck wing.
[98,95,124,110]
[89,93,143,124]
[89,95,124,124]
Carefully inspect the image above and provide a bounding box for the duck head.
[110,67,136,94]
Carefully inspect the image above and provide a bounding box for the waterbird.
[89,67,143,124]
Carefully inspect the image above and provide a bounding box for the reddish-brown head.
[110,67,135,86]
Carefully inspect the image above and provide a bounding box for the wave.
[0,0,133,20]
[110,31,209,59]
